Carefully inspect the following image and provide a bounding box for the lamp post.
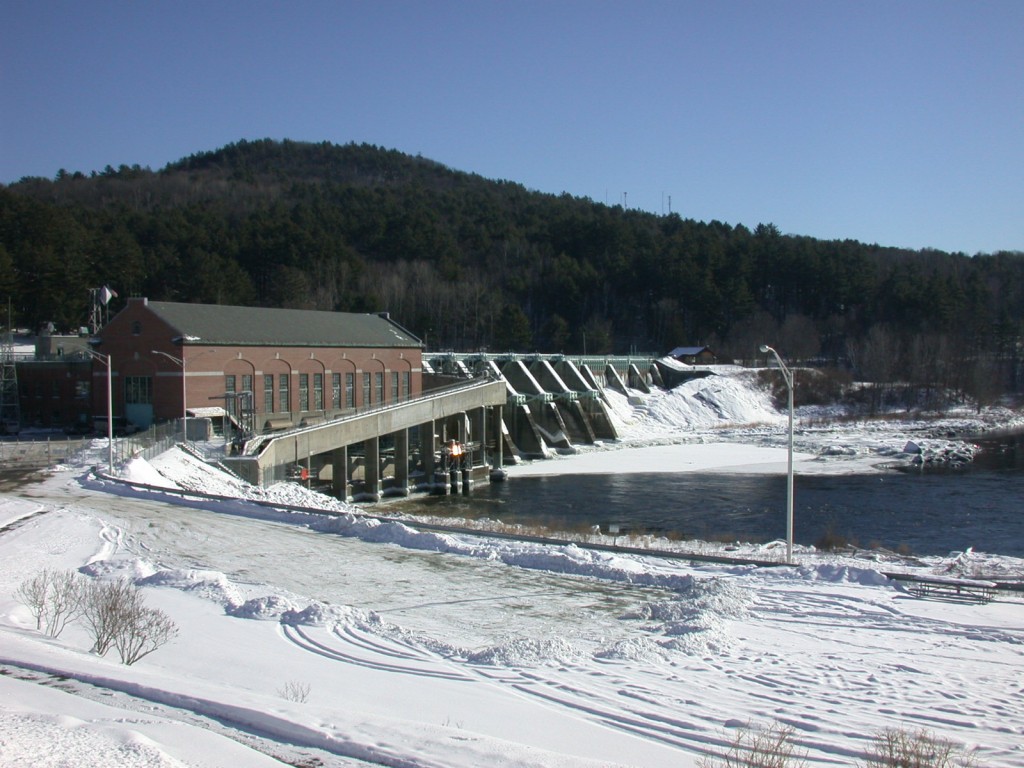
[760,344,794,564]
[84,349,114,474]
[152,350,187,438]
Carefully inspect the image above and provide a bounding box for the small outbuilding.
[667,346,718,365]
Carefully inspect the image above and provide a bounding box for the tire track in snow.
[465,661,737,756]
[285,621,735,755]
[332,623,436,663]
[281,624,472,682]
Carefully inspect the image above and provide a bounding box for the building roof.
[668,346,713,358]
[144,301,422,348]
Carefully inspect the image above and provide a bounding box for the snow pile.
[643,373,782,430]
[594,636,672,663]
[122,456,180,489]
[147,450,255,498]
[225,594,297,620]
[80,557,159,581]
[137,567,248,606]
[279,602,352,627]
[793,563,893,587]
[619,577,751,655]
[145,448,355,512]
[466,636,585,666]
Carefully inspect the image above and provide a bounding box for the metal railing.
[242,375,499,456]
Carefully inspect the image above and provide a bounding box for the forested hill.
[1,138,1022,396]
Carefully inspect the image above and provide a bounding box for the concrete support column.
[477,406,486,469]
[331,445,348,500]
[394,428,409,496]
[490,404,506,480]
[421,419,436,487]
[458,411,472,494]
[364,436,380,501]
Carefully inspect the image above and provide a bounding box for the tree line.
[1,138,1022,402]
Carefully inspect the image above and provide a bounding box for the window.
[402,371,411,400]
[313,373,323,411]
[362,372,371,406]
[374,372,384,404]
[241,374,253,396]
[331,373,341,409]
[279,373,290,412]
[345,373,354,408]
[75,381,90,400]
[124,376,152,405]
[390,372,399,402]
[225,375,236,394]
[264,375,274,413]
[299,373,309,412]
[131,321,142,335]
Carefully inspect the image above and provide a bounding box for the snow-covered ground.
[2,371,1023,767]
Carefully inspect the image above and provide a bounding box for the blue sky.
[3,1,1021,254]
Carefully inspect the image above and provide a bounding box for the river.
[401,434,1024,558]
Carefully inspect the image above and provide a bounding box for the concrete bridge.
[224,377,508,500]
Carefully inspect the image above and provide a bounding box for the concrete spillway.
[427,353,660,460]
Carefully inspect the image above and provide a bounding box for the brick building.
[16,357,92,431]
[91,298,424,432]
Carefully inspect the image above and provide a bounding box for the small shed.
[667,346,717,365]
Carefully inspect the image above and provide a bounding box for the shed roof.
[144,301,422,348]
[668,345,713,358]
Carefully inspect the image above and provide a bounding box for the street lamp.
[152,350,187,438]
[760,344,794,564]
[83,349,114,475]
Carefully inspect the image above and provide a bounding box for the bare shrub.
[15,570,51,632]
[15,569,85,637]
[115,602,178,665]
[46,570,86,638]
[698,722,807,768]
[81,579,136,656]
[81,579,178,664]
[277,680,312,703]
[815,525,857,552]
[862,727,978,768]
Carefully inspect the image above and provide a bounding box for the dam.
[223,352,707,501]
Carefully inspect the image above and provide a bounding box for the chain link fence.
[110,421,187,466]
[0,421,188,471]
[0,435,93,469]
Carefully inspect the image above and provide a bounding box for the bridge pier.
[362,436,380,501]
[392,427,410,497]
[331,445,348,500]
